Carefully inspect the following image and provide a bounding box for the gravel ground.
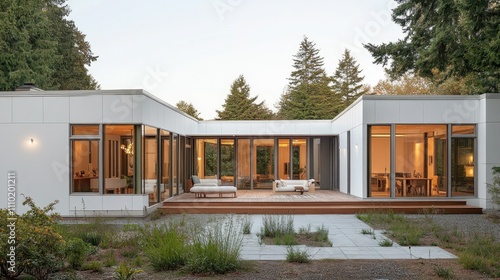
[407,211,500,241]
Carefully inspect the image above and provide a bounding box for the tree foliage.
[0,0,98,91]
[216,75,274,120]
[331,49,367,112]
[365,0,499,94]
[176,101,203,120]
[373,73,432,95]
[277,37,333,119]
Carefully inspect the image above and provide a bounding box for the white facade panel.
[423,100,449,123]
[70,95,103,123]
[350,125,364,198]
[132,95,144,123]
[338,132,348,194]
[399,100,424,123]
[13,97,43,123]
[294,122,311,135]
[362,100,376,123]
[102,95,134,123]
[235,121,252,134]
[0,124,70,215]
[445,99,478,124]
[220,122,238,135]
[44,97,69,123]
[374,100,400,123]
[485,97,500,122]
[0,97,12,123]
[70,195,103,211]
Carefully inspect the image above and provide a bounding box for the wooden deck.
[160,190,483,214]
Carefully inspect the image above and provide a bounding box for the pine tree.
[216,75,273,120]
[278,36,332,119]
[364,0,499,93]
[0,0,98,91]
[176,101,203,120]
[331,49,367,111]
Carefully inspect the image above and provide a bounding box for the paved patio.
[239,214,457,260]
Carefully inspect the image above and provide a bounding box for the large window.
[104,125,136,194]
[292,139,307,180]
[368,124,449,198]
[278,139,291,180]
[451,125,476,197]
[71,125,100,193]
[368,126,390,197]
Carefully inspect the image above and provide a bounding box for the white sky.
[66,0,403,120]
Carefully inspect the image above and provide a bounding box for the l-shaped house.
[1,88,499,216]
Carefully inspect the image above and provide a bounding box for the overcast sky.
[66,0,403,120]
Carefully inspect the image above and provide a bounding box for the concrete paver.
[239,214,457,261]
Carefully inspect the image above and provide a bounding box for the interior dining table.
[396,177,433,196]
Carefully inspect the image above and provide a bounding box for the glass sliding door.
[161,130,171,199]
[292,138,307,180]
[278,139,290,180]
[253,139,274,189]
[144,126,158,205]
[237,139,251,189]
[173,134,178,195]
[220,139,235,185]
[395,125,447,197]
[195,139,218,179]
[368,126,390,197]
[451,138,475,196]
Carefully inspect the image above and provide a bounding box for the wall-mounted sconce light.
[30,138,34,144]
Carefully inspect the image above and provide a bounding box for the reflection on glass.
[195,139,218,179]
[237,139,251,189]
[220,139,235,185]
[253,139,274,189]
[72,125,99,136]
[292,139,307,179]
[452,125,475,135]
[451,138,475,196]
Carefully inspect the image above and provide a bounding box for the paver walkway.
[240,214,456,260]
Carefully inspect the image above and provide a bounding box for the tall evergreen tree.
[277,36,332,119]
[176,100,203,120]
[216,75,273,120]
[331,49,367,111]
[364,0,499,93]
[0,0,98,91]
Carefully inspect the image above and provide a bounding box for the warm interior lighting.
[121,129,134,155]
[465,166,474,177]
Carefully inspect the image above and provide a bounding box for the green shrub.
[82,231,102,247]
[286,246,310,263]
[458,236,500,277]
[298,224,312,237]
[313,225,330,243]
[141,222,187,271]
[275,233,297,245]
[434,265,454,279]
[65,238,89,269]
[102,250,118,267]
[113,262,142,280]
[379,239,393,247]
[361,229,373,235]
[242,215,253,234]
[0,197,66,280]
[487,167,500,209]
[81,261,103,273]
[185,216,243,274]
[262,215,294,238]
